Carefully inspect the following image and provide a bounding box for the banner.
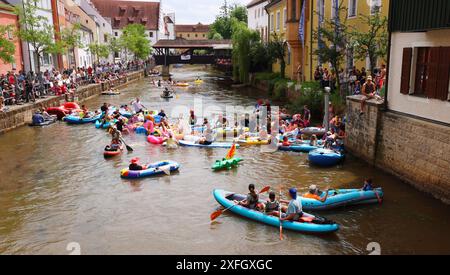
[299,1,305,44]
[181,55,191,61]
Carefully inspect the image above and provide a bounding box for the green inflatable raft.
[212,158,243,171]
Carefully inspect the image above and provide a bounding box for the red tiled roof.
[175,23,210,33]
[153,38,231,49]
[91,0,160,30]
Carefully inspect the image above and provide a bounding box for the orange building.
[0,0,23,74]
[175,23,210,40]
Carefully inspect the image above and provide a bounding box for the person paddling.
[280,188,303,221]
[234,184,264,211]
[129,157,146,171]
[361,178,374,191]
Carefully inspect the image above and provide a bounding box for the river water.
[1,67,450,255]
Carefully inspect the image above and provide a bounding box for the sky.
[162,0,249,24]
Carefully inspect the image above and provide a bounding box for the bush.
[288,81,324,119]
[254,72,281,81]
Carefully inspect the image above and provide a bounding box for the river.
[1,66,450,255]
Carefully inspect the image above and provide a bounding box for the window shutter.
[400,48,412,94]
[425,47,440,99]
[436,47,450,101]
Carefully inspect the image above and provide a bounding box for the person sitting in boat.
[110,125,122,147]
[129,157,146,171]
[32,111,45,125]
[235,184,264,211]
[116,118,129,134]
[280,188,303,221]
[39,108,54,121]
[202,118,211,130]
[214,113,228,128]
[303,105,311,127]
[259,128,269,141]
[157,79,162,87]
[158,109,167,118]
[281,136,291,147]
[100,103,108,113]
[80,105,91,118]
[303,185,329,202]
[132,98,144,114]
[310,134,318,146]
[198,128,214,145]
[165,132,179,148]
[163,87,172,97]
[265,191,281,217]
[324,130,336,149]
[361,178,374,191]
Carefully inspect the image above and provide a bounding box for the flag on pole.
[225,144,236,160]
[298,1,305,44]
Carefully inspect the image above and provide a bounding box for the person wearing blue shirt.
[280,188,303,221]
[362,178,374,191]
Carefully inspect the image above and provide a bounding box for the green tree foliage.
[231,19,260,84]
[208,1,248,39]
[108,35,123,55]
[267,33,288,79]
[313,2,349,89]
[0,25,16,64]
[87,43,110,63]
[14,1,59,72]
[249,42,271,73]
[120,24,152,60]
[349,12,388,73]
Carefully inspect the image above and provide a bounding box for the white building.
[247,0,269,43]
[75,0,114,63]
[9,0,56,72]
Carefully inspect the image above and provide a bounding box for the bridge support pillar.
[161,65,170,77]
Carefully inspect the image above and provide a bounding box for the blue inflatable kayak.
[179,140,239,149]
[279,144,321,153]
[120,160,180,179]
[213,189,339,234]
[301,188,383,211]
[64,112,104,124]
[95,119,116,129]
[308,148,345,167]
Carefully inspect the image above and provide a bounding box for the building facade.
[90,0,160,62]
[247,0,269,42]
[9,0,56,72]
[0,0,23,74]
[266,0,389,82]
[266,0,290,76]
[345,0,450,204]
[175,23,209,40]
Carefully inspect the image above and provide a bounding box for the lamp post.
[323,86,331,133]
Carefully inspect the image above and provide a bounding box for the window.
[149,32,153,38]
[276,11,280,31]
[370,0,381,15]
[115,32,118,37]
[400,47,450,101]
[291,0,297,21]
[180,34,183,38]
[104,34,108,42]
[255,9,257,19]
[331,0,339,20]
[348,0,357,18]
[270,13,274,31]
[187,34,190,38]
[318,0,325,24]
[7,29,13,40]
[195,34,198,38]
[283,8,287,29]
[203,34,205,37]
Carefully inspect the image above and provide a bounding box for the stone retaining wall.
[346,95,450,204]
[0,70,145,134]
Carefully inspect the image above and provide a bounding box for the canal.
[1,66,450,255]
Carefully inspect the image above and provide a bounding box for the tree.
[349,12,388,74]
[249,42,271,73]
[87,43,110,63]
[231,19,260,84]
[267,33,288,79]
[59,23,82,67]
[211,32,223,40]
[313,2,349,89]
[0,25,16,65]
[208,1,248,39]
[14,1,59,72]
[120,24,152,60]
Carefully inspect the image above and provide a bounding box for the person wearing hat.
[303,185,329,202]
[360,75,377,115]
[280,188,303,221]
[129,157,146,171]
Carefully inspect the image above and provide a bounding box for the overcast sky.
[162,0,249,24]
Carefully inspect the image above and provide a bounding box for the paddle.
[120,137,133,152]
[279,187,283,241]
[210,186,271,221]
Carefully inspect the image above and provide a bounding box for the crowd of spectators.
[0,60,145,112]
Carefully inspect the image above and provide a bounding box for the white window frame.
[270,13,274,32]
[283,8,287,30]
[331,0,339,20]
[370,0,382,15]
[318,0,325,24]
[348,0,357,18]
[276,11,280,31]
